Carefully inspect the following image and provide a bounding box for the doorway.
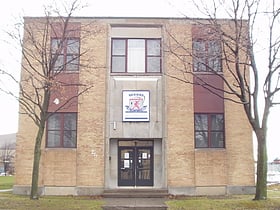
[118,140,153,186]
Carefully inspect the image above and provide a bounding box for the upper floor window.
[194,113,224,148]
[46,112,77,148]
[111,38,161,73]
[193,40,222,72]
[51,38,80,72]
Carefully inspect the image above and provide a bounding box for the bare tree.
[165,0,280,200]
[0,0,101,199]
[0,142,15,176]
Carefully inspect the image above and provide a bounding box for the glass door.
[118,140,153,186]
[118,147,135,186]
[136,147,153,186]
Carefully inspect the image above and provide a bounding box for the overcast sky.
[0,0,187,133]
[0,0,279,161]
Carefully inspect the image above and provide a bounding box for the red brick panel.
[51,22,81,38]
[48,73,79,112]
[194,74,224,113]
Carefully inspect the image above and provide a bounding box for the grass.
[0,175,14,190]
[0,177,103,209]
[0,193,104,210]
[167,185,280,210]
[0,177,279,209]
[0,193,279,210]
[166,195,280,210]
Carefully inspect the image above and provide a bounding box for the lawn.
[167,195,280,210]
[0,192,279,210]
[0,177,279,210]
[167,185,280,210]
[0,193,104,210]
[0,175,14,190]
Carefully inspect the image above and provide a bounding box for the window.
[46,113,77,148]
[193,40,221,72]
[194,113,224,148]
[111,38,161,73]
[51,38,80,72]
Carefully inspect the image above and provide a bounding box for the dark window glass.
[112,39,126,55]
[147,39,161,73]
[51,39,62,53]
[67,39,79,54]
[66,55,79,71]
[208,40,221,71]
[47,131,61,147]
[195,113,224,148]
[47,113,77,148]
[112,39,126,73]
[48,114,61,129]
[193,40,221,72]
[51,38,80,72]
[52,55,64,72]
[210,132,224,148]
[195,131,208,148]
[147,39,161,56]
[111,38,161,73]
[147,57,161,72]
[112,57,126,72]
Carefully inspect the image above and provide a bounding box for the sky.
[0,0,279,161]
[0,0,185,132]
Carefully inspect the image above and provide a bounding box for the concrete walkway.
[103,197,168,210]
[0,189,13,192]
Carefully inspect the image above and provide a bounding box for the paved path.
[103,197,168,209]
[0,189,12,192]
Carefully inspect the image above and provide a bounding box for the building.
[14,17,255,196]
[0,133,16,175]
[267,159,280,184]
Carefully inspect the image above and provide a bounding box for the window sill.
[45,147,77,150]
[193,71,223,75]
[53,71,79,74]
[195,148,226,151]
[110,72,162,76]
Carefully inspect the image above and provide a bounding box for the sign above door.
[122,90,150,122]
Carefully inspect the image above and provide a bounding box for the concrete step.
[103,189,169,198]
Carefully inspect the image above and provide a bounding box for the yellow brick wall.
[164,20,255,188]
[165,21,195,187]
[15,18,48,187]
[225,100,255,186]
[43,150,77,186]
[75,21,107,186]
[194,150,227,186]
[15,18,255,192]
[15,19,108,188]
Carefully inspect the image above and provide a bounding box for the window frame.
[192,39,222,72]
[194,113,225,149]
[46,112,77,148]
[111,38,162,74]
[51,38,80,73]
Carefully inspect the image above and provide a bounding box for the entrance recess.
[118,140,153,186]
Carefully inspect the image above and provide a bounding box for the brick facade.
[14,17,255,196]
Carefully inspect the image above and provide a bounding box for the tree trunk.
[30,119,46,199]
[4,162,7,176]
[254,129,267,200]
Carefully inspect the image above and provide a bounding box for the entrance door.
[118,141,153,186]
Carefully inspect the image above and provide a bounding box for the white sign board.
[123,90,150,122]
[124,160,130,168]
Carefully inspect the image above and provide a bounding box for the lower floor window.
[194,113,224,148]
[47,113,77,148]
